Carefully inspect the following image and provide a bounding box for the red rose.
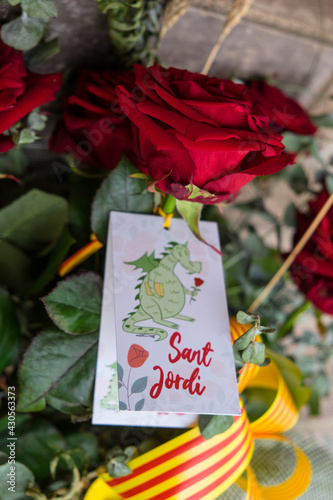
[127,344,149,368]
[246,80,317,136]
[0,32,62,154]
[116,63,295,204]
[49,69,134,170]
[194,278,204,287]
[289,190,333,314]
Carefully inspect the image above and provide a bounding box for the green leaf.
[233,326,256,351]
[17,329,98,415]
[0,288,21,373]
[241,387,276,422]
[24,37,59,66]
[242,342,265,365]
[119,401,127,410]
[66,433,99,465]
[107,461,132,478]
[18,128,38,145]
[29,226,75,295]
[311,113,333,128]
[91,156,154,243]
[1,15,46,51]
[0,239,32,294]
[283,203,296,227]
[43,272,102,334]
[16,419,65,480]
[0,189,68,256]
[0,461,34,500]
[8,0,22,4]
[176,199,221,254]
[236,311,259,324]
[257,326,276,334]
[266,348,310,409]
[0,149,28,177]
[135,398,145,411]
[325,174,333,194]
[131,377,147,394]
[199,414,233,440]
[21,0,58,18]
[27,111,47,131]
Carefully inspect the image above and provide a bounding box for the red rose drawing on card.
[118,344,149,411]
[128,344,149,368]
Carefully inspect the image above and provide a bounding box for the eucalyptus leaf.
[91,156,153,243]
[199,414,233,440]
[0,288,21,373]
[257,326,276,334]
[18,128,38,145]
[43,272,102,334]
[24,37,59,66]
[0,189,68,256]
[1,15,46,51]
[283,203,296,227]
[325,175,333,194]
[233,326,256,351]
[236,311,259,324]
[107,461,132,478]
[242,342,265,365]
[21,0,58,18]
[17,329,98,414]
[0,461,34,500]
[311,113,333,128]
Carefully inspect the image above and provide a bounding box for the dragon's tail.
[122,309,168,341]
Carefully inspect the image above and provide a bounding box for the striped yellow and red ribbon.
[84,319,311,500]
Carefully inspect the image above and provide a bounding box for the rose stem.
[163,194,176,215]
[127,367,132,410]
[247,192,333,313]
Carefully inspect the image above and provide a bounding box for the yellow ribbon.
[84,319,312,500]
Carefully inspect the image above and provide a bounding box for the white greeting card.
[92,212,240,427]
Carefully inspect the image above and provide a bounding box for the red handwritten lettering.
[169,332,214,367]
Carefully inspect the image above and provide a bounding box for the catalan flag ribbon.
[85,319,312,500]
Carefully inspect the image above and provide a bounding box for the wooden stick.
[248,191,333,313]
[201,0,255,76]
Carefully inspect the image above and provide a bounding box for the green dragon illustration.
[122,242,202,341]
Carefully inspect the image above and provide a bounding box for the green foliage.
[43,273,103,334]
[91,156,154,243]
[16,419,66,480]
[0,189,68,256]
[1,15,46,51]
[0,461,34,500]
[1,0,59,52]
[24,37,59,66]
[198,414,234,440]
[0,288,21,373]
[233,311,274,370]
[21,0,58,18]
[95,0,165,67]
[18,329,98,418]
[106,445,137,478]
